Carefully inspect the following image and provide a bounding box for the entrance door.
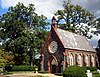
[48,56,58,73]
[51,64,56,73]
[51,58,56,73]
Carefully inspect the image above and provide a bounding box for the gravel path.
[4,72,63,77]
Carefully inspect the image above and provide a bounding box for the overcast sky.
[1,0,100,19]
[0,0,100,47]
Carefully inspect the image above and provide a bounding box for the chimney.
[52,16,57,30]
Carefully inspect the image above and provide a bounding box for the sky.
[0,0,100,47]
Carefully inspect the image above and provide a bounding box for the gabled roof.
[56,28,95,52]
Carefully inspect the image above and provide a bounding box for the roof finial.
[52,16,57,30]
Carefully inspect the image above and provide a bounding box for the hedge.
[10,65,38,71]
[63,66,87,77]
[85,66,97,71]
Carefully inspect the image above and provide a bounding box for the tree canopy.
[0,2,49,65]
[55,1,95,38]
[96,39,100,55]
[95,18,100,34]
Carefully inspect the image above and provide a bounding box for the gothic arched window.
[91,55,95,66]
[69,54,74,66]
[85,55,89,66]
[78,55,82,66]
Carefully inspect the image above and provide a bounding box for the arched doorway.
[48,56,58,73]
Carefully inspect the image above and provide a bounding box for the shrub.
[11,65,38,71]
[63,65,87,77]
[92,71,99,74]
[93,73,100,77]
[85,66,97,71]
[0,67,3,73]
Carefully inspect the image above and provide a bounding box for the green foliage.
[95,18,100,34]
[0,58,5,67]
[85,66,97,71]
[91,68,100,77]
[0,49,14,67]
[0,2,49,65]
[93,74,100,77]
[0,67,4,72]
[63,66,87,77]
[55,0,95,38]
[0,49,6,67]
[11,65,38,71]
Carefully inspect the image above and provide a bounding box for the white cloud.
[89,34,100,48]
[1,0,63,19]
[1,0,100,18]
[1,0,100,47]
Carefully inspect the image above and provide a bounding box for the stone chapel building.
[41,17,97,73]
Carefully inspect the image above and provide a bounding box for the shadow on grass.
[55,73,63,76]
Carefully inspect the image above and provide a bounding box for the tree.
[96,39,100,66]
[0,49,14,67]
[95,18,100,34]
[0,49,6,68]
[55,0,95,38]
[0,2,49,65]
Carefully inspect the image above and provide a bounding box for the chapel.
[41,17,97,73]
